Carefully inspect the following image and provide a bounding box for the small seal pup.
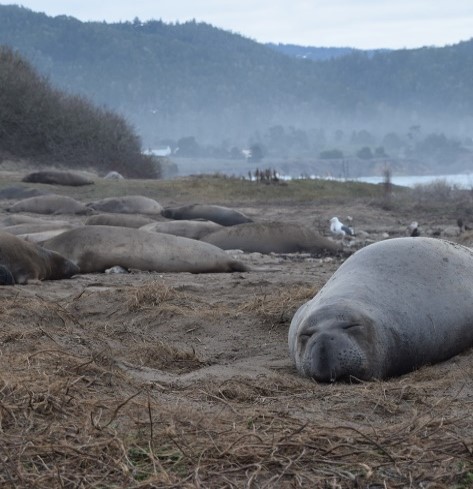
[289,237,473,382]
[0,232,79,284]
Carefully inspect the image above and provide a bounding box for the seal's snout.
[309,333,341,382]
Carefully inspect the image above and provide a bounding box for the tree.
[248,144,264,163]
[357,146,374,159]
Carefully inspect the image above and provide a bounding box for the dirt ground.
[0,173,472,488]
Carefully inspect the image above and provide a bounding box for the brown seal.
[22,170,94,186]
[87,196,163,215]
[42,225,253,273]
[202,221,341,254]
[85,213,156,228]
[7,195,89,215]
[0,231,79,285]
[140,220,223,240]
[161,204,253,226]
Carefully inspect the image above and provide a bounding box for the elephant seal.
[22,170,94,186]
[161,204,253,226]
[0,185,49,200]
[87,195,163,215]
[42,225,252,274]
[288,237,473,382]
[7,195,89,215]
[19,229,72,243]
[0,265,15,285]
[202,222,342,254]
[140,220,223,240]
[0,214,51,226]
[0,231,79,284]
[2,222,75,235]
[85,213,156,228]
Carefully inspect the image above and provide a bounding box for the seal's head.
[42,248,80,280]
[288,300,380,382]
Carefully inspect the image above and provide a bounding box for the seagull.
[407,221,420,237]
[329,217,355,237]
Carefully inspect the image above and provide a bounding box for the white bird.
[407,221,420,237]
[329,217,355,237]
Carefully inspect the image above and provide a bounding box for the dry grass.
[1,172,473,487]
[1,362,472,488]
[1,284,471,487]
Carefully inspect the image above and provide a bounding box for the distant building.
[143,146,172,157]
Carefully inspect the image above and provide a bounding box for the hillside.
[0,5,472,175]
[266,43,386,61]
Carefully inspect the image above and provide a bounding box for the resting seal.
[87,196,163,215]
[22,170,94,186]
[7,195,89,215]
[0,231,79,284]
[85,213,156,228]
[161,204,253,226]
[140,219,223,240]
[42,225,253,273]
[288,237,473,382]
[202,221,341,254]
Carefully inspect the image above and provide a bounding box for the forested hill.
[0,4,472,148]
[266,43,370,61]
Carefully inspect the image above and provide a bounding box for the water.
[354,173,473,188]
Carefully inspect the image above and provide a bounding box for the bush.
[0,46,159,178]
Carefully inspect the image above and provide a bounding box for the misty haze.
[0,4,472,179]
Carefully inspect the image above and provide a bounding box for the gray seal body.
[161,204,252,226]
[289,237,473,381]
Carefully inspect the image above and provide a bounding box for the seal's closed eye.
[342,323,361,330]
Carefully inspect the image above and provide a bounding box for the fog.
[126,105,473,178]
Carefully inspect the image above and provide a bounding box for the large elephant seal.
[289,237,473,382]
[161,204,253,226]
[85,213,156,228]
[22,170,94,186]
[0,185,49,200]
[140,220,223,240]
[87,195,163,215]
[42,225,252,274]
[202,222,341,254]
[7,195,89,215]
[2,222,76,235]
[0,231,79,284]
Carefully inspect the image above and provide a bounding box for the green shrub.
[0,46,159,178]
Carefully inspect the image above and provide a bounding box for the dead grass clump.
[122,340,206,373]
[238,285,318,326]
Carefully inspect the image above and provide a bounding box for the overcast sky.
[4,1,473,49]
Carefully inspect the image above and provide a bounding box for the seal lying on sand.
[202,222,341,254]
[87,196,163,215]
[0,186,49,200]
[22,170,94,186]
[161,204,253,226]
[0,231,79,284]
[1,222,76,235]
[42,225,253,273]
[85,213,156,228]
[7,195,89,215]
[289,237,473,382]
[140,220,223,240]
